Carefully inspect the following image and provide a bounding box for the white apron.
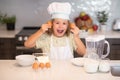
[49,35,73,60]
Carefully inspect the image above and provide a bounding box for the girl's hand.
[40,23,51,33]
[70,23,80,37]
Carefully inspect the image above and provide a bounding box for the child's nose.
[59,24,63,28]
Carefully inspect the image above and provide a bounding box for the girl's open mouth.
[57,30,64,33]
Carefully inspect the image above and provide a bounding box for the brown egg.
[45,62,51,68]
[39,63,45,69]
[32,62,39,70]
[47,21,52,28]
[70,23,76,29]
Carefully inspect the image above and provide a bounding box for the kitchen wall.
[0,0,120,30]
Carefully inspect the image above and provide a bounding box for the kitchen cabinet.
[0,37,120,60]
[107,39,120,60]
[74,39,85,57]
[74,38,120,60]
[0,38,16,59]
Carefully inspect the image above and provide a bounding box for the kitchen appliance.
[84,35,110,59]
[15,26,42,56]
[113,19,120,31]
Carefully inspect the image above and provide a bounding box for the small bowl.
[15,55,35,67]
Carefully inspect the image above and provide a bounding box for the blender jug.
[85,35,110,59]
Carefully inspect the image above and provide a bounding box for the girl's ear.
[47,20,52,28]
[70,23,76,29]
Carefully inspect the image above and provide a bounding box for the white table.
[0,60,120,80]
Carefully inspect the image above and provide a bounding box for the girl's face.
[52,18,69,37]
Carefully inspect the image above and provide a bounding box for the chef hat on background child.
[47,2,72,20]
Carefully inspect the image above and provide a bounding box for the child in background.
[24,2,86,60]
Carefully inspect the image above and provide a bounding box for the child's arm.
[70,23,86,56]
[24,23,51,48]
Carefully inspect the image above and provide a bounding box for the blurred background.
[0,0,120,30]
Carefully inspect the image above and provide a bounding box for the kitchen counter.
[79,30,120,38]
[0,60,120,80]
[0,30,19,38]
[0,30,120,39]
[0,26,20,38]
[0,25,120,38]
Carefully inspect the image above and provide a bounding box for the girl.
[24,2,86,60]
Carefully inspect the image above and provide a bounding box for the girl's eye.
[63,22,67,25]
[56,22,59,24]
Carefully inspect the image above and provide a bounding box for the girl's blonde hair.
[46,19,71,36]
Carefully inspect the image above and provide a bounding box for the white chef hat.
[47,2,72,20]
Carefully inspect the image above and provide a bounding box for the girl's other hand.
[70,23,80,37]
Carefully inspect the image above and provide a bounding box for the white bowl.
[71,57,86,67]
[15,55,35,66]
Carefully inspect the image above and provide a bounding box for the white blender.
[84,35,110,59]
[84,35,110,73]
